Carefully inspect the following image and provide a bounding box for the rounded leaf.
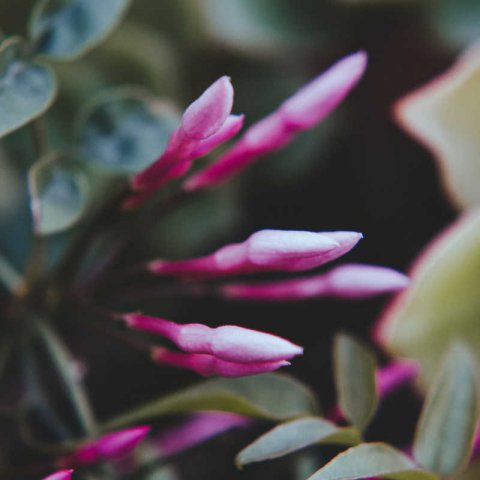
[28,152,89,235]
[76,88,179,174]
[0,37,56,138]
[29,0,131,59]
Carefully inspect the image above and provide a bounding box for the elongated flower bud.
[184,51,367,191]
[153,412,250,457]
[151,347,290,377]
[221,264,410,301]
[376,360,419,397]
[59,426,150,466]
[43,471,74,480]
[149,230,362,278]
[122,314,303,363]
[130,77,234,195]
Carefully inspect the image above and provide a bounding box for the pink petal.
[221,264,409,301]
[153,412,250,457]
[151,348,290,377]
[43,471,74,480]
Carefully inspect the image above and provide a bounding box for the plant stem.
[36,321,97,436]
[29,118,49,158]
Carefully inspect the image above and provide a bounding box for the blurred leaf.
[76,87,179,174]
[334,333,378,432]
[236,417,360,467]
[413,342,478,476]
[376,209,480,383]
[395,42,480,209]
[28,151,89,235]
[306,443,438,480]
[29,0,131,60]
[0,37,56,139]
[104,373,319,430]
[456,458,480,480]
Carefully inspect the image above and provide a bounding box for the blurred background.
[1,0,478,478]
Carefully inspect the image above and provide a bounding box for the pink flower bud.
[181,76,234,140]
[43,471,74,480]
[129,77,235,198]
[60,426,150,466]
[184,52,367,191]
[376,360,419,397]
[221,264,410,301]
[153,412,250,457]
[148,230,362,278]
[122,314,303,363]
[151,347,290,377]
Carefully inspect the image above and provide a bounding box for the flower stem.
[0,252,23,293]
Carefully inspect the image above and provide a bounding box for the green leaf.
[76,87,179,174]
[333,334,378,432]
[0,37,56,138]
[307,443,438,480]
[103,373,319,431]
[236,417,361,467]
[413,342,479,476]
[28,152,89,235]
[29,0,131,60]
[377,209,480,384]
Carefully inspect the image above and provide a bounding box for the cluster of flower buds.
[125,51,367,208]
[57,426,150,468]
[121,313,302,377]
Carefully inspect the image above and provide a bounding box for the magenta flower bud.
[221,264,409,301]
[189,114,244,158]
[151,347,290,377]
[183,52,367,191]
[60,426,150,466]
[43,471,74,480]
[148,230,361,278]
[153,412,250,457]
[129,77,235,198]
[122,314,303,363]
[280,51,367,130]
[181,76,234,140]
[376,360,419,397]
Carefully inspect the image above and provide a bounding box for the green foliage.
[104,373,319,430]
[307,443,438,480]
[236,417,361,468]
[75,87,179,174]
[0,37,56,139]
[29,0,131,60]
[28,151,89,235]
[333,333,378,432]
[413,342,479,476]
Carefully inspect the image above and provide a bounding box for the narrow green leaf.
[413,342,479,476]
[103,373,319,431]
[75,87,179,174]
[236,417,360,467]
[0,37,56,138]
[29,0,131,60]
[28,152,89,235]
[307,443,438,480]
[333,333,378,431]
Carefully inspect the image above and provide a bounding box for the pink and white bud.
[149,230,362,278]
[221,264,410,301]
[376,360,419,397]
[189,114,244,158]
[151,347,290,377]
[184,52,367,191]
[43,471,73,480]
[182,76,234,140]
[129,77,235,198]
[59,426,150,466]
[153,412,250,457]
[122,314,303,364]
